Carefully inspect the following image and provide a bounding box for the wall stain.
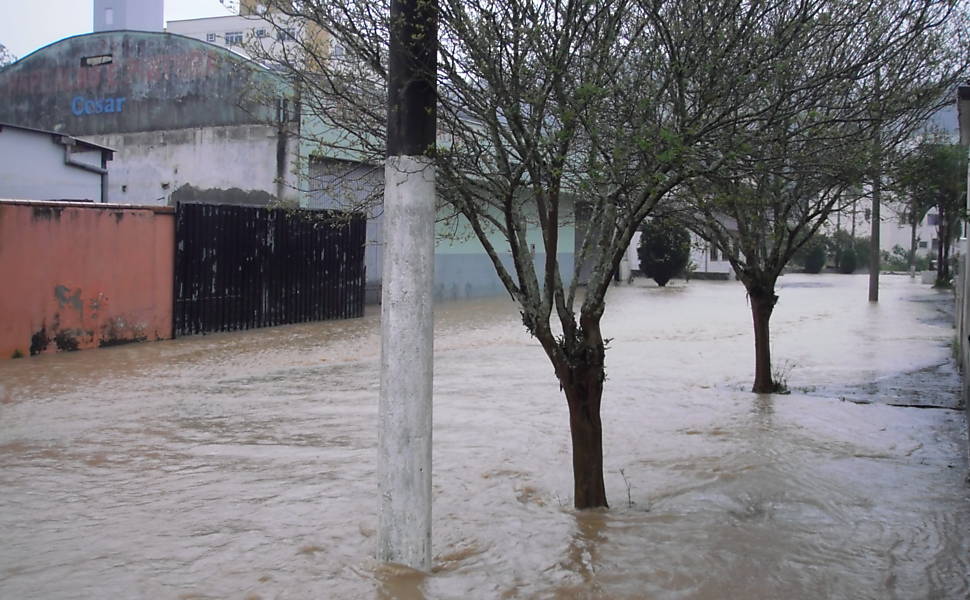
[99,317,147,347]
[53,330,80,352]
[32,206,64,221]
[54,285,84,317]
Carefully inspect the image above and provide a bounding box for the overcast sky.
[1,0,234,59]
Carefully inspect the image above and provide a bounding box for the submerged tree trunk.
[561,365,608,509]
[541,318,609,510]
[749,289,779,394]
[909,219,918,278]
[938,213,951,284]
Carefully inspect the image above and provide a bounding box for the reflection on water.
[0,273,967,599]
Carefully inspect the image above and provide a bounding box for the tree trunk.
[562,366,608,509]
[909,219,917,278]
[750,290,778,393]
[869,71,881,303]
[937,215,946,283]
[943,241,950,282]
[541,321,609,510]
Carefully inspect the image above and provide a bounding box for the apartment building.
[166,0,333,63]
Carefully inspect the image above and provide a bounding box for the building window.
[932,238,940,251]
[277,27,296,41]
[927,213,940,226]
[81,54,113,67]
[919,240,928,249]
[225,31,244,45]
[105,8,114,26]
[206,33,217,43]
[332,42,346,57]
[710,245,719,261]
[255,28,268,38]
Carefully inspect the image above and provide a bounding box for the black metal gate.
[174,203,366,336]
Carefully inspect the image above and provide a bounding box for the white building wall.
[0,127,104,202]
[832,200,939,258]
[690,233,734,277]
[85,124,299,205]
[879,204,940,259]
[307,158,384,286]
[166,14,325,61]
[94,0,164,32]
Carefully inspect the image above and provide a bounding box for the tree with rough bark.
[242,0,968,504]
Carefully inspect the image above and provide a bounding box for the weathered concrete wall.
[0,32,299,206]
[89,124,299,205]
[0,200,174,359]
[307,158,384,291]
[0,126,105,202]
[0,32,277,135]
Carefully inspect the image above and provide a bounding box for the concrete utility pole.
[378,0,438,571]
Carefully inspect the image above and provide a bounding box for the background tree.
[895,142,967,285]
[838,247,858,274]
[0,44,17,68]
[799,236,829,274]
[889,166,934,275]
[679,0,968,392]
[637,217,691,287]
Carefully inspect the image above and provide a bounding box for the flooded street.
[1,273,968,599]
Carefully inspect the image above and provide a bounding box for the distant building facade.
[0,3,579,304]
[0,31,299,207]
[0,123,113,202]
[166,3,333,65]
[94,0,164,33]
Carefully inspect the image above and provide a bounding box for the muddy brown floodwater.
[1,273,968,599]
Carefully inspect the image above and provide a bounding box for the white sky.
[1,0,234,59]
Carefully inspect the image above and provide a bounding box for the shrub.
[838,248,857,273]
[803,240,827,273]
[637,217,691,287]
[881,244,930,271]
[793,233,830,270]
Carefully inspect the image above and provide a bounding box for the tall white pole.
[378,156,435,570]
[378,0,437,571]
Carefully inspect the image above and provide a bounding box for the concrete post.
[378,0,437,571]
[378,156,435,570]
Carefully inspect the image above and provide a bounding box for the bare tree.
[680,121,866,393]
[896,141,968,286]
[242,0,967,506]
[679,0,968,392]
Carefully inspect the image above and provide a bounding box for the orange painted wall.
[0,200,174,359]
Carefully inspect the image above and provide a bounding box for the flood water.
[1,273,968,599]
